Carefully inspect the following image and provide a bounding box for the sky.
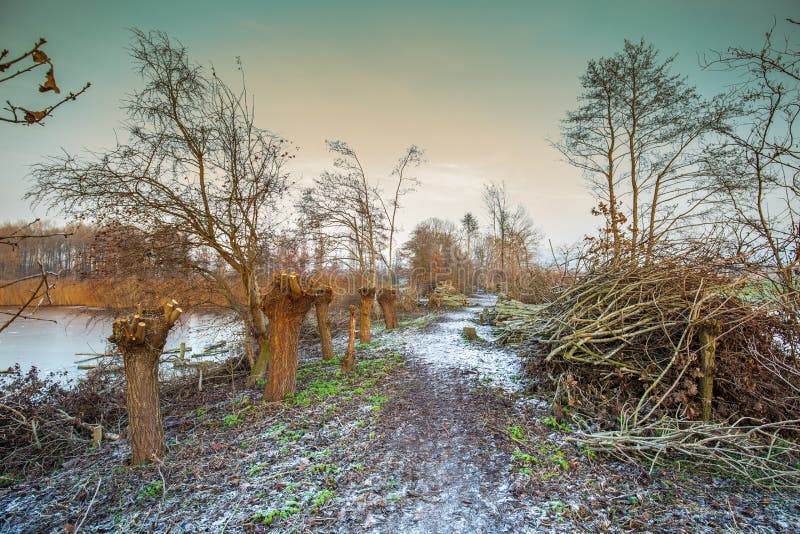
[1,0,797,248]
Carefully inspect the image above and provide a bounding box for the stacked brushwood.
[493,258,800,487]
[398,285,419,312]
[428,281,470,307]
[481,297,544,333]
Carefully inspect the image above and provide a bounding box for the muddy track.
[338,295,526,533]
[356,361,514,533]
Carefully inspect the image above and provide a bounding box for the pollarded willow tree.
[554,39,731,264]
[26,30,292,382]
[300,142,422,338]
[260,272,318,401]
[109,301,182,463]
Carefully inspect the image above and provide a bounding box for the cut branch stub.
[261,272,317,401]
[313,286,335,361]
[108,300,181,464]
[358,287,376,344]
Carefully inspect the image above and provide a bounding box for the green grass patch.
[137,479,163,500]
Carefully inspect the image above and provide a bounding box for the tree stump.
[462,326,478,341]
[261,272,316,401]
[358,287,376,343]
[377,288,399,330]
[342,305,357,373]
[109,300,181,464]
[699,321,720,422]
[314,287,334,360]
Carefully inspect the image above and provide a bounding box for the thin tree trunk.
[699,321,719,422]
[604,91,621,264]
[628,89,639,259]
[377,288,398,330]
[645,175,662,265]
[358,287,376,343]
[247,272,270,385]
[314,287,334,360]
[342,304,357,373]
[262,273,315,401]
[242,312,257,369]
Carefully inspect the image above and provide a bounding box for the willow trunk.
[122,346,165,464]
[358,287,376,343]
[261,275,315,401]
[314,288,334,361]
[110,312,175,464]
[377,288,398,330]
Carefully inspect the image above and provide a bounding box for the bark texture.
[109,302,180,464]
[699,321,720,422]
[247,272,271,385]
[314,287,334,361]
[377,288,399,330]
[261,273,316,401]
[342,304,357,373]
[358,287,376,343]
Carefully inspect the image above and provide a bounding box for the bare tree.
[301,141,388,341]
[553,55,626,261]
[556,39,730,264]
[376,145,423,330]
[483,182,511,277]
[26,30,292,383]
[705,19,800,303]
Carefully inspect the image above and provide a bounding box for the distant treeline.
[0,221,94,279]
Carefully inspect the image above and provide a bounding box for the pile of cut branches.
[0,366,125,478]
[569,417,800,487]
[428,280,470,308]
[494,258,800,486]
[482,297,544,336]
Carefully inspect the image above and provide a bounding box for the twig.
[74,477,102,534]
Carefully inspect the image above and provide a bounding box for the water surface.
[0,307,239,378]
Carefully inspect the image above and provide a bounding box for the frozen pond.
[0,307,240,378]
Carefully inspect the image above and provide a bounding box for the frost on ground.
[396,293,526,393]
[1,296,798,533]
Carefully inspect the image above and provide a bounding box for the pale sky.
[1,1,797,247]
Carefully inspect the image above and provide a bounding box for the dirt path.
[342,294,529,533]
